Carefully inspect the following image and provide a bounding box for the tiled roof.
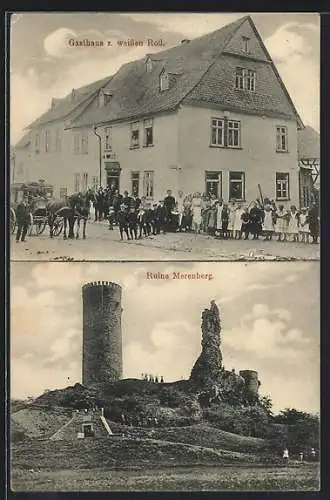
[26,75,113,129]
[298,126,320,160]
[68,16,249,128]
[183,54,296,119]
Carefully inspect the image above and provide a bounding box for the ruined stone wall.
[82,281,122,387]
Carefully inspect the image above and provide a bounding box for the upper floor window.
[131,171,140,196]
[276,126,288,152]
[55,129,62,152]
[92,176,99,191]
[82,172,88,191]
[130,122,140,148]
[143,118,153,147]
[242,36,250,53]
[35,133,40,154]
[210,118,241,149]
[45,129,50,153]
[160,71,169,92]
[73,133,80,154]
[81,133,88,154]
[104,126,112,149]
[73,173,80,193]
[235,68,256,91]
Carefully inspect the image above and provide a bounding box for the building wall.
[177,105,299,206]
[26,123,100,198]
[99,111,180,201]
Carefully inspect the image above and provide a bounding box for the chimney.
[51,98,57,109]
[181,39,190,44]
[71,88,76,102]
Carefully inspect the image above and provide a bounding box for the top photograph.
[9,12,320,261]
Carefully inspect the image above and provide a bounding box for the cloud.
[43,28,77,58]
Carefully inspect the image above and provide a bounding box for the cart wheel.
[36,219,47,235]
[10,209,16,234]
[28,224,34,236]
[53,218,63,236]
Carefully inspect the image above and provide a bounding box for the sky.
[10,12,320,144]
[11,261,319,414]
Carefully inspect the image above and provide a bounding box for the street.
[11,220,320,261]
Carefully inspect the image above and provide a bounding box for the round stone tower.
[82,281,122,387]
[239,370,259,402]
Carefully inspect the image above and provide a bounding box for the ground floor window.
[143,171,154,199]
[59,187,67,200]
[82,172,88,192]
[92,176,98,191]
[131,171,140,196]
[229,171,245,201]
[205,171,222,198]
[73,173,80,193]
[276,172,290,201]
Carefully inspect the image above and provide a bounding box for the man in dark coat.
[163,189,176,231]
[249,201,263,240]
[15,197,30,242]
[121,190,132,210]
[308,202,320,243]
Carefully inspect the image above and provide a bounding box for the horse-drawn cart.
[10,181,56,236]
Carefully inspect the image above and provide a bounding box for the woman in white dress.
[299,207,310,243]
[192,192,202,234]
[228,201,236,239]
[287,205,299,242]
[262,204,274,240]
[233,203,244,239]
[275,205,288,242]
[216,200,224,237]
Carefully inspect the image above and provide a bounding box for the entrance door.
[105,163,121,191]
[205,171,222,198]
[82,424,94,437]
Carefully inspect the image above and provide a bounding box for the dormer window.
[242,36,250,53]
[145,56,153,73]
[98,89,112,107]
[160,71,169,92]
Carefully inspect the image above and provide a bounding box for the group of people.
[91,186,319,244]
[141,373,165,384]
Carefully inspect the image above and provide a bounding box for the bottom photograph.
[10,261,320,492]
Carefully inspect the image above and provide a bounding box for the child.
[233,203,244,240]
[287,205,300,242]
[192,193,202,234]
[299,207,310,243]
[275,205,288,242]
[241,207,250,240]
[263,204,274,241]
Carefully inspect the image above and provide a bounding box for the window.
[131,172,140,196]
[160,71,169,91]
[210,118,241,148]
[146,57,153,73]
[205,171,222,198]
[82,424,94,437]
[82,172,88,192]
[81,133,88,154]
[143,118,153,146]
[35,133,40,154]
[73,173,80,193]
[235,68,256,91]
[55,129,62,152]
[229,172,245,201]
[227,120,241,148]
[276,172,290,200]
[246,70,256,91]
[276,126,288,152]
[105,127,112,149]
[211,119,224,146]
[45,129,50,153]
[104,92,112,106]
[130,122,140,148]
[73,133,80,154]
[242,36,250,53]
[235,68,244,90]
[59,187,68,200]
[143,171,154,198]
[92,176,98,191]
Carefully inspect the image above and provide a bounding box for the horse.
[47,192,93,239]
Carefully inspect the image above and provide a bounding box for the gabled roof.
[26,75,113,129]
[68,15,302,129]
[298,126,320,160]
